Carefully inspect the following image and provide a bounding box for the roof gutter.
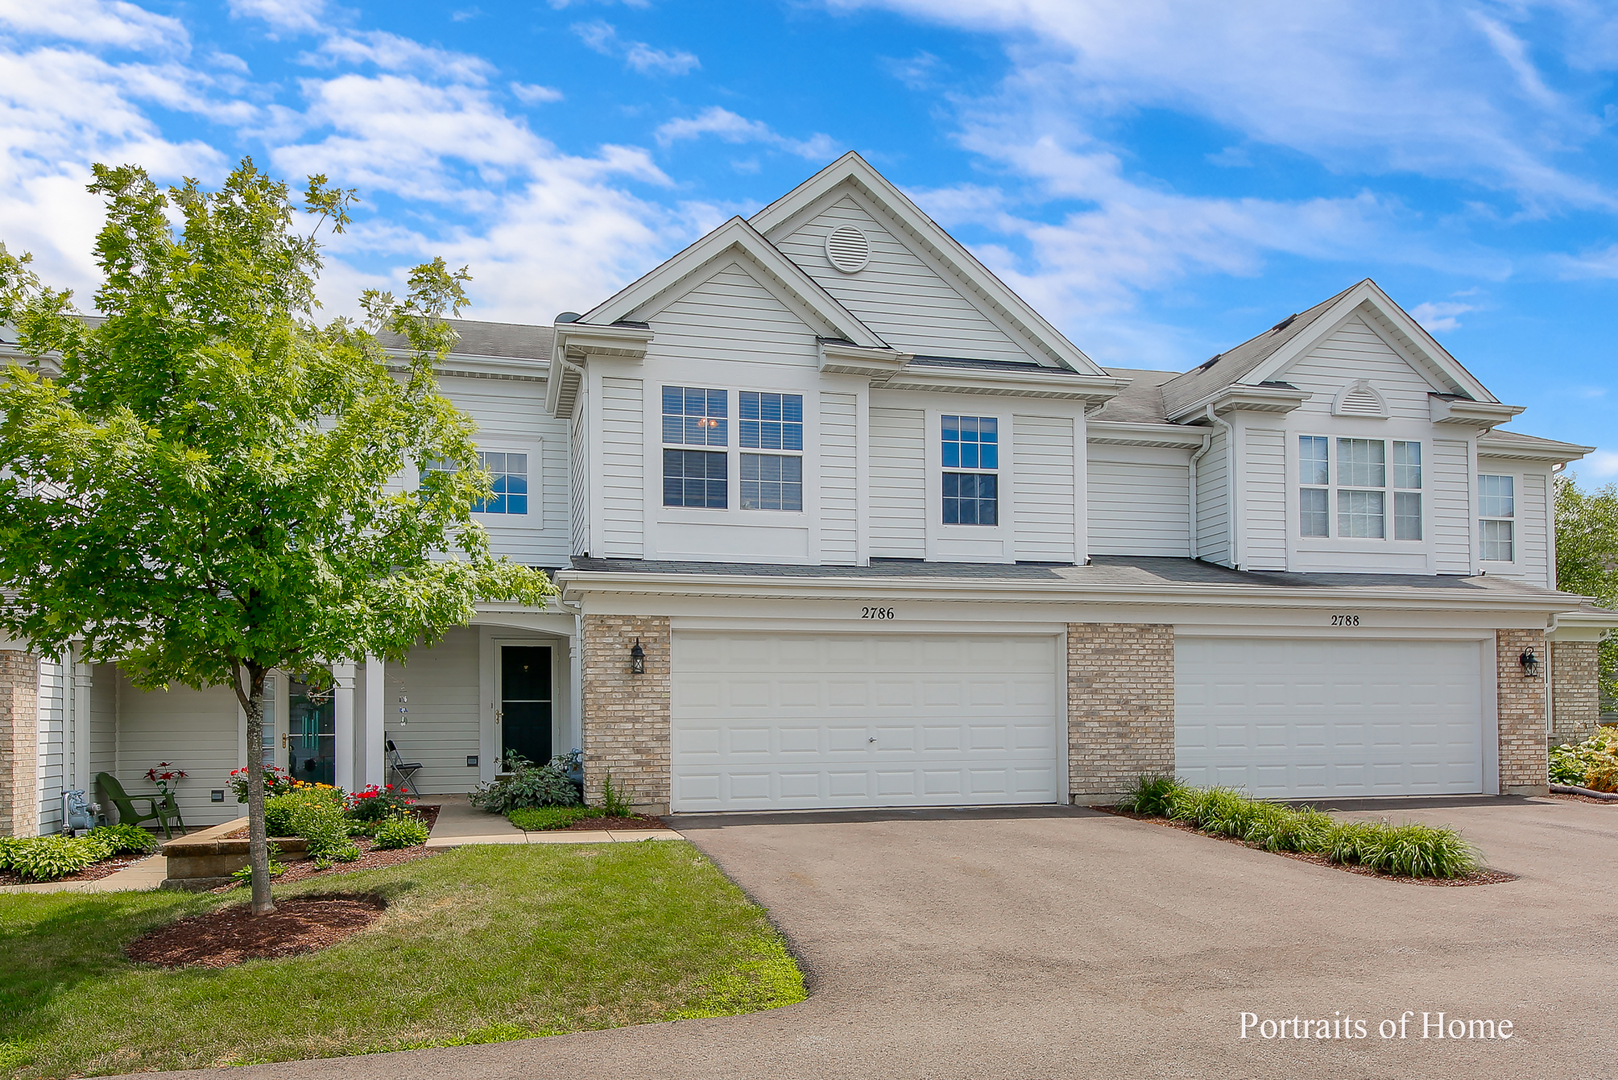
[1203,404,1237,567]
[1188,425,1215,560]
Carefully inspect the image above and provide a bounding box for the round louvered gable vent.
[825,225,870,273]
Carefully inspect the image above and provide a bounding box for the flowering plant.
[228,765,296,802]
[143,763,187,797]
[347,783,416,823]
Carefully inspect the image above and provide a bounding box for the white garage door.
[1175,638,1485,798]
[671,632,1060,811]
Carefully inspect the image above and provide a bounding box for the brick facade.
[580,614,671,812]
[1550,640,1601,746]
[1497,629,1548,795]
[0,649,40,838]
[1067,623,1175,802]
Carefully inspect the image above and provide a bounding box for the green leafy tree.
[0,159,552,913]
[1556,473,1618,712]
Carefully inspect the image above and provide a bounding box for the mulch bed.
[210,838,441,892]
[1544,791,1618,805]
[566,814,667,830]
[126,894,386,968]
[0,850,154,888]
[1093,806,1516,887]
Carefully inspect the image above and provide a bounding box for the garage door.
[1175,638,1484,798]
[671,632,1060,811]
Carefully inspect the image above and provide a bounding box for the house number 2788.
[861,606,896,620]
[1330,614,1361,627]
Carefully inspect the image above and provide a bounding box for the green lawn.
[0,842,804,1078]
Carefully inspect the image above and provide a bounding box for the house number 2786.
[861,606,896,620]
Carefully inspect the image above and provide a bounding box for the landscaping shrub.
[87,823,158,855]
[508,805,605,831]
[1120,775,1481,879]
[371,814,430,849]
[6,835,98,882]
[265,783,346,837]
[601,775,633,818]
[347,784,417,823]
[288,797,360,868]
[469,751,582,813]
[227,764,297,802]
[231,843,286,884]
[1549,726,1618,791]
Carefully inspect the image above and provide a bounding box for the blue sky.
[1,0,1615,476]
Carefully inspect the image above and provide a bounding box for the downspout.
[1188,429,1214,560]
[1202,404,1235,566]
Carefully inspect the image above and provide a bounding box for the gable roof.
[376,318,553,361]
[1160,279,1499,421]
[577,216,887,349]
[748,152,1106,377]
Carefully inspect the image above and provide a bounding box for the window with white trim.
[739,391,803,511]
[1297,436,1422,540]
[421,451,529,515]
[942,415,998,526]
[1479,474,1515,561]
[663,386,728,509]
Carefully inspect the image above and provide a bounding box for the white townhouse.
[2,153,1613,834]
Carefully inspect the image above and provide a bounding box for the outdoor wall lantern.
[630,639,646,675]
[1519,648,1540,678]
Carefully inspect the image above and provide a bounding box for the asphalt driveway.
[127,797,1617,1080]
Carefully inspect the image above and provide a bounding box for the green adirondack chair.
[95,772,186,839]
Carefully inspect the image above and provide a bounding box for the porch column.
[0,649,40,837]
[72,645,93,793]
[333,661,356,792]
[364,655,385,789]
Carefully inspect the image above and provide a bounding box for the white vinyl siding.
[383,627,480,795]
[114,671,241,828]
[1283,313,1445,422]
[1196,428,1230,564]
[775,196,1038,363]
[869,405,926,558]
[1518,471,1550,586]
[1243,426,1287,570]
[599,376,644,557]
[90,663,117,781]
[820,392,859,564]
[1012,415,1075,563]
[570,406,589,556]
[1431,439,1472,573]
[36,655,66,832]
[643,262,822,370]
[1087,455,1191,557]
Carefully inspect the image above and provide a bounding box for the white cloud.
[1578,386,1608,399]
[655,106,837,160]
[1409,300,1478,333]
[1583,450,1618,478]
[303,31,495,84]
[572,20,698,75]
[1205,146,1251,168]
[228,0,327,34]
[0,0,187,52]
[1553,242,1618,279]
[511,81,564,104]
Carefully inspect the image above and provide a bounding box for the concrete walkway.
[121,795,1618,1080]
[425,793,683,847]
[0,851,167,894]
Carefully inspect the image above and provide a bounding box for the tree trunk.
[243,664,276,916]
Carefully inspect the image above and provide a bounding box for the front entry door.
[500,646,553,767]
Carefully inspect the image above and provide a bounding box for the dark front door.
[501,646,553,767]
[287,677,336,786]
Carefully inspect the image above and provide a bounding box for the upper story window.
[1298,436,1420,541]
[423,451,528,515]
[663,385,728,509]
[739,391,803,511]
[1479,474,1514,561]
[942,415,998,526]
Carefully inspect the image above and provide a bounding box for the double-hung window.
[739,391,803,511]
[422,451,529,515]
[1479,474,1515,561]
[1298,436,1421,540]
[942,415,998,526]
[662,387,728,509]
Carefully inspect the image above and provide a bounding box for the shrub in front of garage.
[1117,776,1482,879]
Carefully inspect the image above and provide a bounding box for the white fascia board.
[557,569,1588,615]
[1548,608,1618,640]
[1476,438,1595,463]
[1166,383,1312,423]
[1086,421,1209,449]
[555,322,654,361]
[382,348,550,383]
[749,153,1106,377]
[881,364,1127,406]
[1432,397,1528,428]
[1242,281,1496,403]
[578,217,885,349]
[819,340,912,382]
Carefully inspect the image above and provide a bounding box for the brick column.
[1497,629,1548,796]
[580,615,670,813]
[1068,623,1175,803]
[1550,641,1600,746]
[0,650,40,837]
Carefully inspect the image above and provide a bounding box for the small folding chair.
[386,740,424,795]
